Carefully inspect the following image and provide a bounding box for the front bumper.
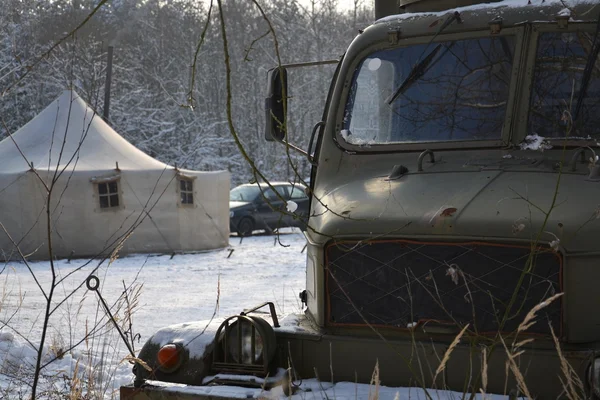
[122,368,291,400]
[120,383,269,400]
[124,312,600,399]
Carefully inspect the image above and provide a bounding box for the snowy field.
[0,230,306,398]
[1,230,307,342]
[0,230,516,399]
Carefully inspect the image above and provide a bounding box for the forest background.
[0,0,373,186]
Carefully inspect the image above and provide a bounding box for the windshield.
[229,185,261,202]
[528,31,600,138]
[342,35,515,145]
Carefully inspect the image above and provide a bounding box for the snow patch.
[286,200,298,213]
[203,367,287,385]
[274,313,311,334]
[519,134,552,152]
[0,331,134,398]
[557,7,571,17]
[144,378,518,399]
[340,129,375,147]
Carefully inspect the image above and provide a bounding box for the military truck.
[120,0,600,398]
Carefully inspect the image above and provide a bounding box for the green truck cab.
[121,0,600,398]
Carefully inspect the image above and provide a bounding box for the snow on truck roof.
[374,0,599,26]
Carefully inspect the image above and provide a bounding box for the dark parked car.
[229,181,309,236]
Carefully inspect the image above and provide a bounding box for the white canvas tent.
[0,90,230,260]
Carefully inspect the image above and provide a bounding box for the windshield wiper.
[573,12,600,123]
[385,43,455,104]
[386,11,462,105]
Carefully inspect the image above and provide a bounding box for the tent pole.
[103,46,114,122]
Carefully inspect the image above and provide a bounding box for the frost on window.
[343,57,394,145]
[342,36,515,145]
[528,32,600,138]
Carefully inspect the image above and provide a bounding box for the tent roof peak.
[0,90,171,173]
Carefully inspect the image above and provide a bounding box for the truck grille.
[326,240,562,336]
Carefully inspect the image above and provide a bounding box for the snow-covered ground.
[0,230,516,399]
[0,230,306,399]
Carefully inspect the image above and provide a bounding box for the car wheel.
[237,217,254,237]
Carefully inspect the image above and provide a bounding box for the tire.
[237,217,254,237]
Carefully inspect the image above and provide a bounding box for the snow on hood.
[148,314,309,361]
[274,313,312,334]
[149,318,225,359]
[519,134,553,152]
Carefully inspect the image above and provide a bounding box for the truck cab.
[121,0,600,398]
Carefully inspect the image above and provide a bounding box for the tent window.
[98,181,120,208]
[180,179,193,205]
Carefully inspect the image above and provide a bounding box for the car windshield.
[341,35,515,145]
[528,31,600,138]
[229,185,261,202]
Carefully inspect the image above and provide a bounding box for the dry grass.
[68,360,83,400]
[433,323,469,382]
[496,292,574,400]
[368,359,380,400]
[549,323,585,400]
[480,346,488,397]
[499,333,533,400]
[516,292,563,335]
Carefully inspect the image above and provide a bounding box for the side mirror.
[264,67,288,142]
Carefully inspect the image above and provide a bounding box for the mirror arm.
[278,59,339,69]
[277,137,317,166]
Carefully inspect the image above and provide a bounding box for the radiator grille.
[326,240,562,335]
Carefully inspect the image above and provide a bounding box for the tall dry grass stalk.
[68,359,83,400]
[499,334,533,400]
[433,323,469,383]
[516,293,563,336]
[368,359,380,400]
[480,346,488,397]
[497,292,566,400]
[549,323,585,400]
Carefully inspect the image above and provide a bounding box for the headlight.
[227,318,265,364]
[212,314,276,375]
[230,211,234,218]
[587,357,600,397]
